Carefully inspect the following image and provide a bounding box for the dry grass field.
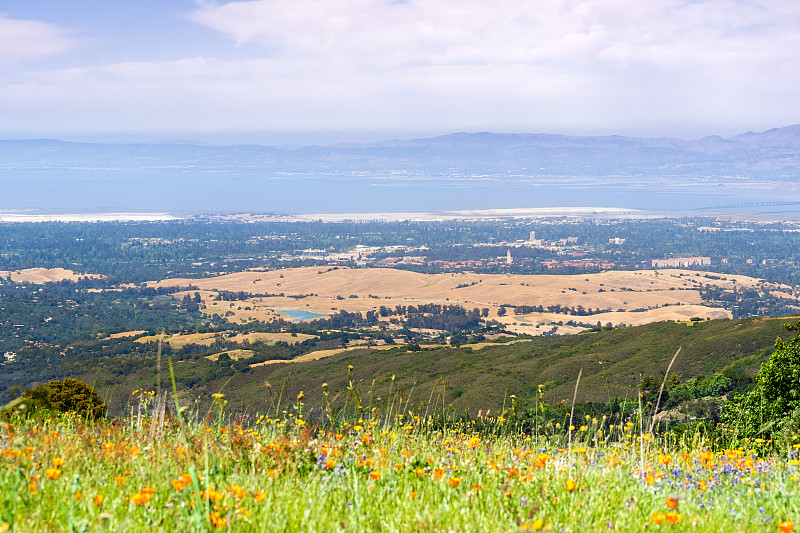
[249,343,402,367]
[135,331,316,349]
[147,266,786,334]
[205,348,254,361]
[0,267,102,283]
[247,337,535,368]
[101,330,149,340]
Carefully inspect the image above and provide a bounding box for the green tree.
[639,374,662,405]
[721,321,800,438]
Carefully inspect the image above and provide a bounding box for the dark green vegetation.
[0,280,210,351]
[0,279,212,399]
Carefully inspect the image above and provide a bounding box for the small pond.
[281,309,328,322]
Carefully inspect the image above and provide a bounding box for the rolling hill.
[69,315,794,416]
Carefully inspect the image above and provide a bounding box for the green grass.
[2,399,800,532]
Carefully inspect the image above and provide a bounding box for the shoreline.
[0,207,640,224]
[0,212,180,222]
[1,205,796,223]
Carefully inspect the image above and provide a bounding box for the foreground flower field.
[1,408,799,532]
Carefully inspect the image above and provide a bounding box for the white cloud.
[0,13,78,63]
[0,56,602,133]
[188,0,800,73]
[1,1,799,139]
[1,48,792,139]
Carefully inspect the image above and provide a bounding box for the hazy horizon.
[3,123,800,148]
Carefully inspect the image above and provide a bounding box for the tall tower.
[506,249,513,265]
[529,230,536,243]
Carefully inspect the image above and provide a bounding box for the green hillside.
[68,316,794,417]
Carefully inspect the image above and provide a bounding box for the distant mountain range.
[1,126,799,214]
[1,125,798,177]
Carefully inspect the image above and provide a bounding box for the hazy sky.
[2,0,799,144]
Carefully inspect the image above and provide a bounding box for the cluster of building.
[274,232,722,274]
[428,258,509,269]
[374,256,427,267]
[540,259,617,269]
[651,257,712,268]
[274,230,626,271]
[285,245,429,266]
[523,231,578,249]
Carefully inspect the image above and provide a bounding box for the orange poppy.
[130,492,151,505]
[666,497,678,510]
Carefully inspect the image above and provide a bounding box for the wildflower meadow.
[2,380,800,533]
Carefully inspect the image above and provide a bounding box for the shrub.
[1,379,107,420]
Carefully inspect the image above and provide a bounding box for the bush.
[1,379,107,420]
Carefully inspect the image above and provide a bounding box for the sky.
[1,0,799,145]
